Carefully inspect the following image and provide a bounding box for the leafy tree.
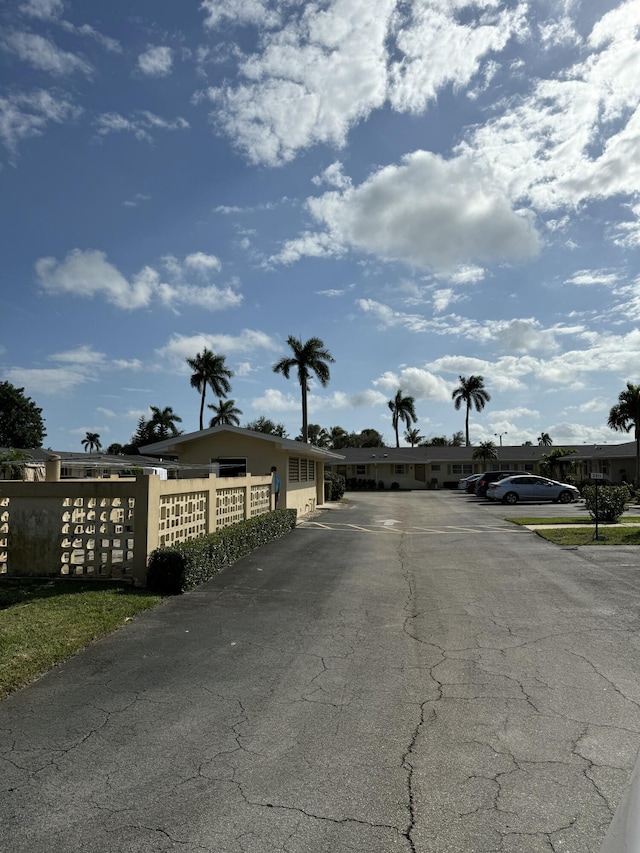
[537,432,552,446]
[106,443,125,455]
[355,428,385,447]
[82,432,102,453]
[421,435,449,446]
[147,406,182,440]
[297,423,330,447]
[608,382,640,484]
[522,440,533,446]
[452,375,491,447]
[328,425,350,449]
[539,447,576,480]
[187,348,233,431]
[388,389,418,448]
[244,416,288,437]
[472,440,498,464]
[0,382,46,448]
[0,449,31,479]
[208,398,242,427]
[273,336,334,443]
[126,416,154,451]
[420,431,464,447]
[404,427,424,447]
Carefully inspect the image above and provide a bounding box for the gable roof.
[140,425,345,461]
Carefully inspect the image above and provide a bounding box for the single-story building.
[141,425,344,516]
[323,442,639,490]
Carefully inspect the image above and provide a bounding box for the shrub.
[324,472,345,501]
[582,484,630,523]
[146,509,298,595]
[391,482,400,490]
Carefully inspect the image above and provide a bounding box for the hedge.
[582,484,631,523]
[146,509,298,595]
[324,471,345,501]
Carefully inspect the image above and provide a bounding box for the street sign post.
[590,473,605,540]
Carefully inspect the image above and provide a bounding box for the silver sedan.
[486,474,580,505]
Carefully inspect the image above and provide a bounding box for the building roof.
[140,425,345,461]
[326,442,638,465]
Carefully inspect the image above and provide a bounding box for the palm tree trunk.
[199,388,206,431]
[636,427,640,486]
[301,379,308,443]
[465,405,470,446]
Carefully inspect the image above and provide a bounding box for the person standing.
[271,466,280,509]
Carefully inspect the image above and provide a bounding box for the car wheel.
[558,491,573,503]
[503,492,518,505]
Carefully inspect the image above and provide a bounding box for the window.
[431,464,441,472]
[394,464,405,475]
[213,457,246,476]
[452,464,472,475]
[355,464,366,475]
[289,457,300,482]
[524,463,534,472]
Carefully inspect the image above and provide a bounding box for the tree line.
[6,353,640,483]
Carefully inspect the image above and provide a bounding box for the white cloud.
[373,368,452,401]
[3,366,90,396]
[200,0,280,29]
[564,269,619,287]
[388,2,527,113]
[0,89,80,159]
[35,249,242,312]
[137,46,173,77]
[460,2,640,212]
[490,407,539,421]
[3,31,92,76]
[357,298,431,332]
[19,0,64,20]
[209,0,394,165]
[184,252,222,274]
[299,151,540,272]
[94,111,189,142]
[160,330,279,362]
[579,397,609,413]
[251,388,299,412]
[51,345,106,365]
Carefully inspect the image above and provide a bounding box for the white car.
[486,474,580,505]
[457,473,481,490]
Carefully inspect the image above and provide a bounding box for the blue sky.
[2,0,640,451]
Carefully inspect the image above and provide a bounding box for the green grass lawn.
[0,580,161,699]
[508,516,640,546]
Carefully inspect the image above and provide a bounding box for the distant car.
[457,474,481,490]
[486,475,580,505]
[474,471,520,498]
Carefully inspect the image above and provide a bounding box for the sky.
[2,0,640,452]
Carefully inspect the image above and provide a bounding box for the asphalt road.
[2,490,640,852]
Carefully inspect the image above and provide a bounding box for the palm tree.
[538,432,552,446]
[328,425,350,449]
[452,375,491,446]
[301,424,330,447]
[187,348,234,431]
[404,427,423,447]
[388,389,418,448]
[608,382,640,484]
[147,406,182,440]
[208,398,242,427]
[472,440,498,464]
[273,336,334,443]
[82,432,101,453]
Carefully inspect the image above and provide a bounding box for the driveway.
[1,490,639,852]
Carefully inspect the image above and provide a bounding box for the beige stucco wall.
[161,433,324,514]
